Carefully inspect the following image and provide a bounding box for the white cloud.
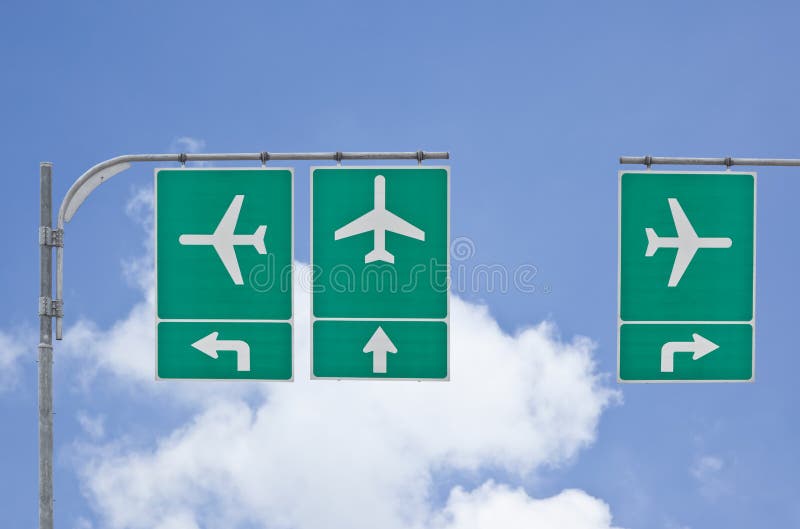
[170,137,206,154]
[73,516,94,529]
[68,284,620,528]
[168,137,212,168]
[690,454,729,499]
[0,329,30,392]
[432,481,622,529]
[77,411,106,440]
[64,188,621,529]
[64,292,156,389]
[690,455,723,479]
[64,187,155,391]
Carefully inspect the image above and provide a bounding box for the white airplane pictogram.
[178,195,266,285]
[335,175,425,264]
[645,198,732,287]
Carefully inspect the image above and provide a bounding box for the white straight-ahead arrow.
[363,326,397,374]
[191,332,251,372]
[660,333,719,373]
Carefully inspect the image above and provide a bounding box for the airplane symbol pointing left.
[645,198,732,287]
[178,195,267,285]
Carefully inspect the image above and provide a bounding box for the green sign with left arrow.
[158,322,292,380]
[155,168,293,380]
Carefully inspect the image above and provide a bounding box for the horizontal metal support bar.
[57,150,449,228]
[52,149,449,341]
[620,155,800,167]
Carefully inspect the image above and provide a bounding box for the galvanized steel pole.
[38,162,54,529]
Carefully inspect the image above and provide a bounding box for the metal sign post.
[38,162,55,529]
[36,149,448,529]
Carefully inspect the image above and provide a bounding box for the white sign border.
[154,166,295,382]
[617,169,757,384]
[309,165,451,381]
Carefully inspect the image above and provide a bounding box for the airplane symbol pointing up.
[178,195,267,285]
[645,197,732,287]
[334,175,425,264]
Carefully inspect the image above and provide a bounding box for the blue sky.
[2,1,800,528]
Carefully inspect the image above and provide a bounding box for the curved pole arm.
[59,156,165,229]
[53,150,450,339]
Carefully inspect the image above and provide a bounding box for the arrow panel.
[619,323,752,382]
[157,321,292,380]
[312,320,447,380]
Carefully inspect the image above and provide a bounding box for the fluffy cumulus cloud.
[433,481,621,529]
[63,190,622,529]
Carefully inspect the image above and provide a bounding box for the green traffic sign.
[156,169,293,320]
[618,171,755,382]
[157,321,292,380]
[155,168,293,380]
[313,321,448,379]
[311,167,449,379]
[619,323,752,381]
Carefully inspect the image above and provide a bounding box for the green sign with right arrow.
[618,171,756,382]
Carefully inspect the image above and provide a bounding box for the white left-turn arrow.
[660,333,719,373]
[191,331,251,372]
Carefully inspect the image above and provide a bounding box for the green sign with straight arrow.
[618,171,756,382]
[310,167,450,380]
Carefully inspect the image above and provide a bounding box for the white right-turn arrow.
[363,326,397,374]
[660,333,719,373]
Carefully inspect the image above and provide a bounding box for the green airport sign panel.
[156,169,292,320]
[618,171,755,382]
[619,323,752,382]
[156,168,293,380]
[311,167,449,379]
[313,321,447,379]
[158,321,292,380]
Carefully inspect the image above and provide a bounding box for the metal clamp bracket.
[39,227,64,247]
[38,297,64,318]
